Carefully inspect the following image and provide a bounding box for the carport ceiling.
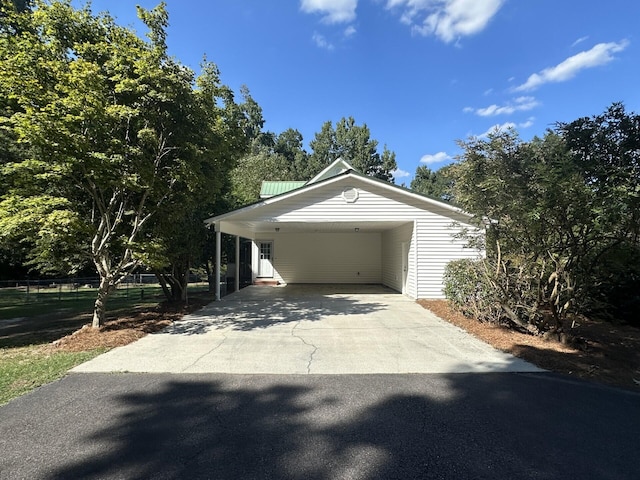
[228,220,412,234]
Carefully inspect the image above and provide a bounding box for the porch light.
[354,227,359,232]
[275,227,280,232]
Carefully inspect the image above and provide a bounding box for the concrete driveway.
[73,284,541,374]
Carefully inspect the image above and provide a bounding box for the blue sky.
[81,0,638,183]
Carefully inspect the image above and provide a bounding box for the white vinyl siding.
[270,233,381,284]
[414,218,481,298]
[381,223,413,294]
[256,186,456,223]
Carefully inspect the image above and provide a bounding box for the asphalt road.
[1,372,638,480]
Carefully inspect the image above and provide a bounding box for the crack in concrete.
[291,321,318,374]
[181,334,228,372]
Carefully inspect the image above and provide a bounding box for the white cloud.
[344,25,357,37]
[386,0,505,43]
[519,117,534,128]
[571,36,589,48]
[300,0,357,24]
[420,151,452,164]
[465,96,539,116]
[477,118,534,138]
[312,32,334,49]
[391,168,411,178]
[514,40,629,92]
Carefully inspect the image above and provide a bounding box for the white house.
[205,159,482,300]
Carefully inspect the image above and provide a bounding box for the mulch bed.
[418,299,640,391]
[50,294,212,353]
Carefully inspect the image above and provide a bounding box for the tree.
[0,1,246,326]
[142,64,249,303]
[556,103,640,321]
[275,127,310,179]
[309,117,397,181]
[447,105,640,330]
[230,93,308,204]
[410,165,454,201]
[449,129,595,332]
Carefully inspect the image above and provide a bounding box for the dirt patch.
[418,299,640,391]
[48,294,213,353]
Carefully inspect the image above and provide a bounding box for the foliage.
[140,64,249,303]
[230,112,399,205]
[0,1,246,325]
[447,104,640,331]
[309,117,397,181]
[557,103,640,323]
[410,164,454,201]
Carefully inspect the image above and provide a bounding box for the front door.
[258,241,274,278]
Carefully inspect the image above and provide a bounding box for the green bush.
[443,259,502,324]
[444,256,572,334]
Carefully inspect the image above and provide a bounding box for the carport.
[204,159,481,301]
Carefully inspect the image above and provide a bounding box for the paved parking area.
[72,284,541,374]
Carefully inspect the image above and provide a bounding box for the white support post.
[215,229,221,301]
[235,235,240,293]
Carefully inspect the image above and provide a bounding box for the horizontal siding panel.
[415,218,482,299]
[239,184,460,223]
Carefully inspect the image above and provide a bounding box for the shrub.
[444,256,574,335]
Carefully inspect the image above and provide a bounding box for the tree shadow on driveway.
[3,370,639,480]
[167,285,391,334]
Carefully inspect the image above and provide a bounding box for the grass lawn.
[0,345,108,405]
[0,283,212,406]
[0,284,167,320]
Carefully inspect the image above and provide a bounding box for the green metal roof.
[260,181,307,198]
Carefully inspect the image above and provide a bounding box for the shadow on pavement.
[168,285,391,334]
[2,370,637,480]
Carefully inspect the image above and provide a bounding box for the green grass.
[0,282,211,405]
[0,345,108,405]
[0,285,168,320]
[0,283,211,320]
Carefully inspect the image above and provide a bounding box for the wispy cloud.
[519,117,534,128]
[477,118,534,138]
[344,25,357,37]
[386,0,505,43]
[300,0,357,24]
[420,151,452,164]
[312,32,334,50]
[392,168,411,178]
[514,40,629,92]
[571,36,589,48]
[465,96,539,116]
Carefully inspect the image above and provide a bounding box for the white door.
[401,242,408,294]
[258,241,274,278]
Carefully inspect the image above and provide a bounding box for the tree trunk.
[92,277,111,328]
[156,262,189,304]
[156,272,172,302]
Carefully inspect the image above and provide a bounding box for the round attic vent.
[342,187,359,203]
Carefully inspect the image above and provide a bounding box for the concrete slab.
[72,284,542,374]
